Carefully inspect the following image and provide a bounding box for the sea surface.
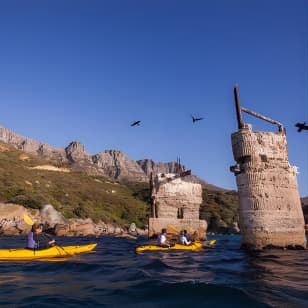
[0,235,307,307]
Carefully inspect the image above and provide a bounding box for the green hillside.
[0,143,150,227]
[0,142,240,231]
[200,189,239,232]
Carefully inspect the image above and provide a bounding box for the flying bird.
[191,115,204,123]
[295,122,308,132]
[131,120,141,127]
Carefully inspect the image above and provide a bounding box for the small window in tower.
[177,207,184,219]
[260,154,268,162]
[238,155,251,164]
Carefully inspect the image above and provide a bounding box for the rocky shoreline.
[0,203,147,237]
[0,202,243,238]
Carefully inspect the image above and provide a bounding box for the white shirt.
[178,234,191,245]
[158,234,167,245]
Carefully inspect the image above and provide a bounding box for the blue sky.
[0,0,307,196]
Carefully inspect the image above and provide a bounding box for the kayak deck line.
[135,241,204,253]
[0,243,97,261]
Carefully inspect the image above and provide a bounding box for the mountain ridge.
[0,125,222,190]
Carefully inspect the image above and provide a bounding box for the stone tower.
[149,172,207,240]
[230,85,306,249]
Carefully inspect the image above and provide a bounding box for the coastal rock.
[0,202,142,237]
[54,224,70,236]
[54,218,96,236]
[227,222,240,234]
[94,222,108,235]
[129,222,137,232]
[40,204,67,228]
[114,227,122,234]
[136,227,148,236]
[69,219,96,236]
[0,203,34,235]
[128,222,138,236]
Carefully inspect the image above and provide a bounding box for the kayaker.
[178,231,191,245]
[183,230,191,242]
[27,223,55,249]
[157,228,170,248]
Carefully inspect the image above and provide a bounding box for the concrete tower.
[230,85,306,249]
[149,172,207,240]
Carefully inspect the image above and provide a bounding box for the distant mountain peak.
[0,124,224,189]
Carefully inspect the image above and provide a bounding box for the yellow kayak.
[136,241,203,253]
[0,243,97,261]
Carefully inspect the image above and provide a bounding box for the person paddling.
[27,223,55,249]
[178,230,191,245]
[157,228,171,248]
[183,230,191,242]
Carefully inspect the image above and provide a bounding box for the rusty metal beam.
[234,85,244,129]
[240,106,284,132]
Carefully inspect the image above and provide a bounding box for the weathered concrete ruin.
[149,170,207,240]
[230,85,306,249]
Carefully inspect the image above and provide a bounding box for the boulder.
[54,224,70,236]
[40,204,67,228]
[114,227,122,234]
[227,222,240,234]
[72,223,96,236]
[128,222,139,236]
[136,227,148,236]
[0,203,33,235]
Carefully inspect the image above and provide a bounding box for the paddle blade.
[208,239,216,246]
[23,214,34,226]
[168,225,178,233]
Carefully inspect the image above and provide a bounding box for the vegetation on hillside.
[0,143,240,230]
[200,189,239,232]
[0,144,149,227]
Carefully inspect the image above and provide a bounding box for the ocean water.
[0,235,307,307]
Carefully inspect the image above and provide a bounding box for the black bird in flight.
[191,115,204,123]
[131,120,141,127]
[295,122,308,132]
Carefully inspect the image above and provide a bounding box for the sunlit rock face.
[231,124,306,249]
[93,150,148,182]
[149,173,207,240]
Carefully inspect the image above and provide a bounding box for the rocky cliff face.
[0,125,67,161]
[65,141,101,175]
[0,125,148,182]
[0,125,213,185]
[93,150,148,182]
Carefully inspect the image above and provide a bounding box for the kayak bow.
[0,243,97,261]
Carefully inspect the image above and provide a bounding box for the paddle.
[208,239,216,246]
[23,214,70,256]
[168,225,193,246]
[168,225,179,234]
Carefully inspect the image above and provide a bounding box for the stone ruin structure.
[149,169,207,240]
[230,85,306,249]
